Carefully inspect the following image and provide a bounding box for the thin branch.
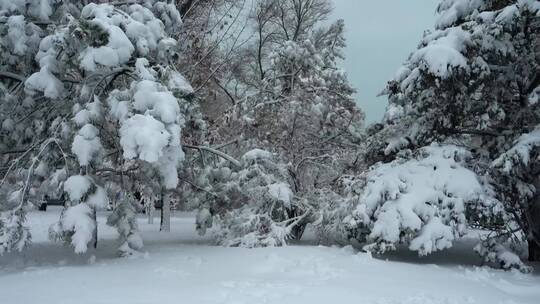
[183,144,241,167]
[0,71,25,82]
[179,177,217,197]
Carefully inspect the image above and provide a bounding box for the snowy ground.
[1,207,540,304]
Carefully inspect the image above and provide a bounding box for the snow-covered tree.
[360,0,540,268]
[0,1,195,255]
[207,0,364,240]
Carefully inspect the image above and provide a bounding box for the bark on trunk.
[93,207,98,249]
[528,177,540,261]
[290,222,306,240]
[160,191,171,232]
[147,202,154,224]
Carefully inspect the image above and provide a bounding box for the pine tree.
[0,1,196,255]
[360,0,540,269]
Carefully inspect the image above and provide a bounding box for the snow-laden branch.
[183,144,241,168]
[0,71,25,82]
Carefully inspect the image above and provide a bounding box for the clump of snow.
[119,114,170,163]
[435,0,484,29]
[108,90,131,122]
[60,203,95,254]
[267,183,293,208]
[242,149,273,163]
[85,186,108,209]
[0,0,26,16]
[492,127,540,173]
[124,4,167,56]
[6,15,27,55]
[155,145,184,189]
[28,0,54,21]
[410,27,471,79]
[135,58,156,81]
[25,33,64,98]
[106,195,143,256]
[73,96,103,126]
[77,2,177,72]
[64,175,92,202]
[167,70,194,94]
[384,137,411,156]
[71,124,102,166]
[108,70,185,190]
[79,4,135,71]
[132,80,180,124]
[152,1,182,31]
[0,0,55,21]
[195,208,213,236]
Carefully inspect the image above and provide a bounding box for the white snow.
[492,127,540,173]
[1,207,539,304]
[167,70,194,94]
[6,15,27,55]
[356,144,485,255]
[132,80,180,124]
[71,124,102,166]
[78,4,135,71]
[134,58,156,81]
[58,204,96,254]
[85,186,108,209]
[435,0,484,29]
[155,145,184,189]
[410,27,471,78]
[242,149,274,163]
[63,175,92,202]
[119,114,170,163]
[267,182,293,207]
[25,33,64,98]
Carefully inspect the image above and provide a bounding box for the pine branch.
[0,71,25,82]
[183,144,241,167]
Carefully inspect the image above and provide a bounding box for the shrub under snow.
[348,144,488,255]
[195,149,307,248]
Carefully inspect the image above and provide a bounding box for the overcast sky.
[331,0,440,123]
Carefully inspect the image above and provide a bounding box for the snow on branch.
[492,127,540,173]
[183,144,242,168]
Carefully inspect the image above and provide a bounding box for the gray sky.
[331,0,440,123]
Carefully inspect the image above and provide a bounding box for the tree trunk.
[287,207,307,240]
[93,207,98,249]
[160,191,171,232]
[528,239,540,261]
[528,177,540,261]
[147,202,154,224]
[290,222,307,240]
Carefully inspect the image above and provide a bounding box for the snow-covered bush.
[195,149,309,247]
[342,145,489,255]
